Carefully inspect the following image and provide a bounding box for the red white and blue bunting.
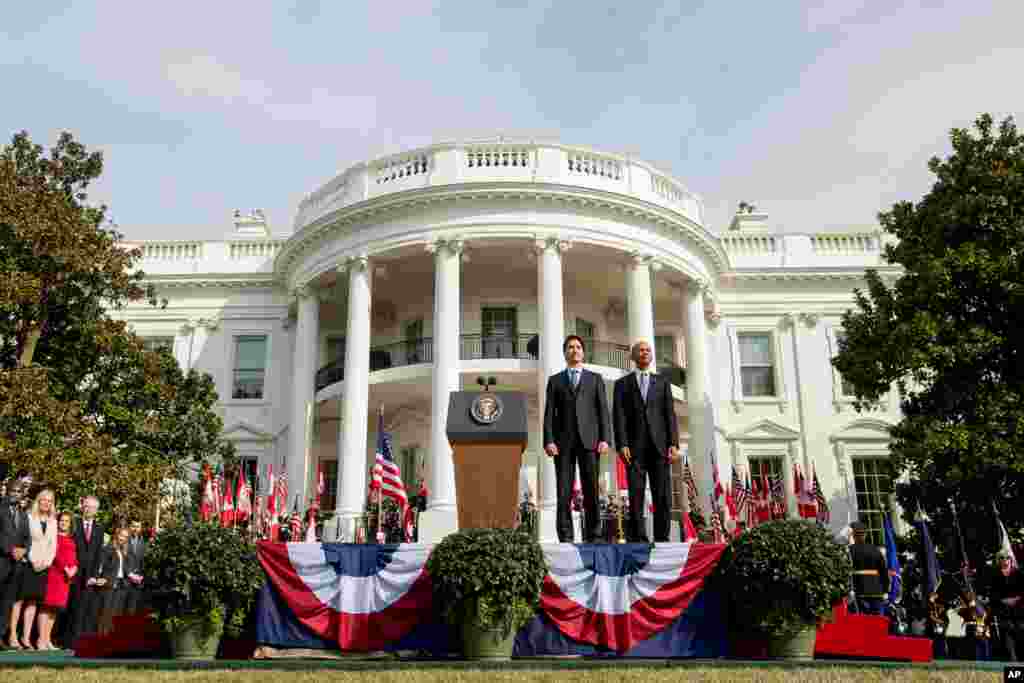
[257,541,725,655]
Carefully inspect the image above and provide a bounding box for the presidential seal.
[470,393,503,425]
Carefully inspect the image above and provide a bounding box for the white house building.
[117,139,903,545]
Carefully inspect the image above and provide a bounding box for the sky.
[1,1,1021,241]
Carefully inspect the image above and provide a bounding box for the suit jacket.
[94,546,126,586]
[126,537,147,577]
[0,501,31,584]
[74,519,106,582]
[613,371,680,455]
[543,367,611,452]
[0,500,31,557]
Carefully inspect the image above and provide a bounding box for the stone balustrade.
[292,140,705,230]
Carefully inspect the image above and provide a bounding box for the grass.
[0,667,1006,683]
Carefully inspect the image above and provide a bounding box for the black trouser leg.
[626,452,649,543]
[576,448,600,542]
[644,450,672,542]
[554,446,577,542]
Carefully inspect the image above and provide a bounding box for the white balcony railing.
[292,140,705,229]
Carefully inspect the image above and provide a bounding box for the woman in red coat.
[38,511,78,650]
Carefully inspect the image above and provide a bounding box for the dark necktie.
[40,520,47,535]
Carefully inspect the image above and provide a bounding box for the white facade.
[117,139,903,544]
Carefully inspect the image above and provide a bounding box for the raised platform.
[253,541,934,662]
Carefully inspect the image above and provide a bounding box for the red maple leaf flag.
[235,467,252,524]
[220,474,235,527]
[200,464,215,522]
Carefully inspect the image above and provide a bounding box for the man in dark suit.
[613,340,680,543]
[0,475,32,642]
[543,335,611,543]
[67,495,105,643]
[124,519,147,613]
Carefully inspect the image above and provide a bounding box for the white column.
[287,288,318,513]
[536,236,569,543]
[334,257,372,540]
[683,279,713,516]
[418,239,463,542]
[625,253,657,368]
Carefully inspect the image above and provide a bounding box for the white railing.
[292,140,707,230]
[137,242,203,261]
[229,241,283,260]
[720,235,777,255]
[466,146,531,169]
[375,153,430,185]
[566,151,623,181]
[811,233,880,255]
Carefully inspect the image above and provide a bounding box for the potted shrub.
[144,521,265,659]
[426,528,547,660]
[712,519,851,659]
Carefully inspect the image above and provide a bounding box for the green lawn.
[0,667,1005,683]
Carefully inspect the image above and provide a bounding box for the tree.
[0,130,232,523]
[833,114,1024,565]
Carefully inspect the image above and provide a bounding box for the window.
[833,331,856,396]
[481,307,517,358]
[655,334,676,367]
[142,337,174,354]
[747,456,783,481]
[237,458,259,495]
[320,460,338,511]
[575,317,595,348]
[738,333,776,397]
[404,319,427,364]
[326,336,346,363]
[853,458,893,546]
[232,335,268,400]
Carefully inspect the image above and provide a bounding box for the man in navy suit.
[613,340,680,543]
[543,335,611,543]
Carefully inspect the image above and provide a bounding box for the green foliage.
[426,528,547,635]
[712,520,852,636]
[144,522,264,637]
[0,130,232,524]
[833,113,1024,538]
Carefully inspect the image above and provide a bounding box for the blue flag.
[883,514,902,604]
[913,518,941,596]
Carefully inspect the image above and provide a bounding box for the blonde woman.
[9,488,57,649]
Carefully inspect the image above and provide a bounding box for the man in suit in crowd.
[543,334,611,543]
[67,496,105,644]
[0,474,32,645]
[613,340,680,543]
[124,519,147,613]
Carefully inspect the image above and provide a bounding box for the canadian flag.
[315,463,325,509]
[682,512,698,541]
[266,464,279,541]
[220,475,235,527]
[235,467,252,524]
[200,464,215,522]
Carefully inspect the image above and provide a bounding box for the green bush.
[712,519,852,636]
[144,522,265,638]
[426,528,547,635]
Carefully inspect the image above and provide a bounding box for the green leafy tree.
[0,130,232,523]
[833,114,1024,565]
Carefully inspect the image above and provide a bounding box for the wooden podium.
[446,390,528,530]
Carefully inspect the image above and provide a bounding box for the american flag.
[769,473,785,518]
[275,469,289,518]
[375,408,408,509]
[812,465,830,523]
[731,465,746,517]
[682,455,699,508]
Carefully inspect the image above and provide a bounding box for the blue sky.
[2,1,1021,240]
